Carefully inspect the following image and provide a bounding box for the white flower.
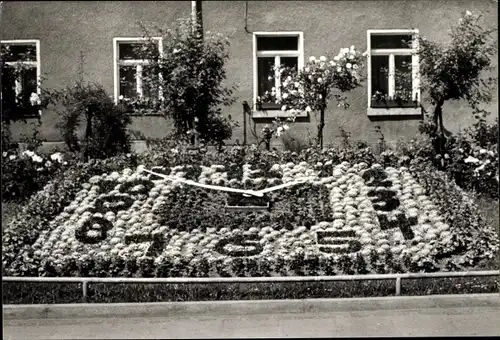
[305,106,312,112]
[281,105,287,111]
[173,48,181,53]
[50,152,63,163]
[353,64,359,70]
[118,95,124,100]
[2,152,7,157]
[464,156,480,163]
[276,127,284,136]
[171,148,179,154]
[29,92,41,106]
[479,149,487,154]
[346,63,352,69]
[45,160,52,167]
[283,124,290,131]
[466,10,472,16]
[294,82,300,88]
[22,150,35,158]
[336,67,342,72]
[319,56,327,62]
[32,155,43,163]
[286,76,292,81]
[329,61,336,66]
[304,67,310,72]
[282,92,289,99]
[362,51,369,57]
[309,56,316,62]
[333,56,340,61]
[348,54,355,60]
[9,154,16,160]
[341,48,349,54]
[317,77,323,83]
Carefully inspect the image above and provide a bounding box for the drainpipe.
[244,1,250,33]
[191,0,203,40]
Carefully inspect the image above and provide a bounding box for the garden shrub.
[408,159,499,269]
[131,19,236,146]
[1,149,69,202]
[53,81,132,160]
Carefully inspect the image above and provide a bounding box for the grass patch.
[3,276,498,304]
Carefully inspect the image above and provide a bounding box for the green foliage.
[133,19,236,145]
[416,11,497,161]
[52,81,132,160]
[1,149,68,202]
[409,160,499,268]
[410,113,498,198]
[417,11,497,107]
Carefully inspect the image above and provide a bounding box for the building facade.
[1,0,498,150]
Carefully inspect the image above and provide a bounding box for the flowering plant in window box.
[371,64,418,108]
[118,95,164,115]
[256,88,281,111]
[371,91,418,108]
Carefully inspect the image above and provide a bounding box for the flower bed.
[3,159,498,277]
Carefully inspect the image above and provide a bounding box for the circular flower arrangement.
[18,161,499,277]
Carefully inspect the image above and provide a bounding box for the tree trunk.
[317,107,325,149]
[84,106,93,162]
[433,99,446,168]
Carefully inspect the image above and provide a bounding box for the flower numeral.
[362,168,417,240]
[316,230,362,254]
[124,233,168,257]
[95,194,135,214]
[215,234,264,257]
[75,216,114,244]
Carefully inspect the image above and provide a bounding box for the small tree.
[53,81,132,161]
[132,19,237,146]
[416,10,497,166]
[276,47,365,148]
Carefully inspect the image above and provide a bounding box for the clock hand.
[141,168,265,197]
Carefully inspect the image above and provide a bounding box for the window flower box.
[371,98,420,109]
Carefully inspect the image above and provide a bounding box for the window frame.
[366,29,421,116]
[113,37,163,105]
[0,39,41,116]
[252,31,306,118]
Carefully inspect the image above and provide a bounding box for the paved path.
[3,294,499,339]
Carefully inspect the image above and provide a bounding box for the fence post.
[395,277,401,296]
[82,280,89,300]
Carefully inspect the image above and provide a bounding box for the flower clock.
[20,161,499,277]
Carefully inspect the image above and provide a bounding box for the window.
[253,32,304,116]
[366,29,420,114]
[113,37,163,106]
[1,40,41,117]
